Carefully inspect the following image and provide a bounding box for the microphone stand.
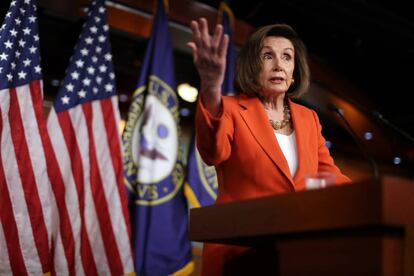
[328,104,380,181]
[371,111,414,146]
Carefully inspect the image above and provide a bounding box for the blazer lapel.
[238,95,293,185]
[290,99,306,184]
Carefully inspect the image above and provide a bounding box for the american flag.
[0,0,53,275]
[46,0,134,275]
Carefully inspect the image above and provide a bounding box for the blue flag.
[185,2,236,207]
[122,1,193,275]
[220,2,235,95]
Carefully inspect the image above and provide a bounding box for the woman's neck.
[261,94,286,112]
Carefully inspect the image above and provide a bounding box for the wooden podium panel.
[189,176,414,276]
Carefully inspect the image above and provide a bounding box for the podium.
[189,176,414,276]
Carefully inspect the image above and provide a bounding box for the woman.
[187,18,351,275]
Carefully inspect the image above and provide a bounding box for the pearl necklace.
[268,104,291,130]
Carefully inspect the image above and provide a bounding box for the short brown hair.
[234,24,310,98]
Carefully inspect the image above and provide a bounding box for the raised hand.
[187,18,229,116]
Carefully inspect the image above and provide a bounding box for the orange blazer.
[195,94,351,276]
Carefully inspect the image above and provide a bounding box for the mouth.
[269,76,285,84]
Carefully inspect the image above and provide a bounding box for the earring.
[291,78,295,84]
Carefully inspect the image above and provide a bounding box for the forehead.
[262,36,294,51]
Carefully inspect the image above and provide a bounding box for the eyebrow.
[261,46,294,52]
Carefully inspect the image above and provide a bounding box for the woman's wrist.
[200,89,221,116]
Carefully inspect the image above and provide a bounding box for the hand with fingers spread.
[187,18,229,116]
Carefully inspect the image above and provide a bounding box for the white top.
[275,131,298,177]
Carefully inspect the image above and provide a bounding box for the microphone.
[328,103,380,181]
[371,110,414,145]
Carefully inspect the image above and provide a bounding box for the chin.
[267,88,288,95]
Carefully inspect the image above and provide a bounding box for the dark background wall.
[1,0,413,180]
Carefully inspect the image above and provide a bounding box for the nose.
[272,56,283,71]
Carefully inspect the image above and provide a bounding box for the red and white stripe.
[0,81,52,275]
[0,222,12,274]
[47,96,134,275]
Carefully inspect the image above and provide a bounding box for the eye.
[262,52,273,60]
[282,53,292,61]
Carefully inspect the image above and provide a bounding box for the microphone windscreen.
[327,103,339,113]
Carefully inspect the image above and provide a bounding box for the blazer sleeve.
[311,110,352,184]
[195,97,234,166]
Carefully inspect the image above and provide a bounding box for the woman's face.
[258,36,295,97]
